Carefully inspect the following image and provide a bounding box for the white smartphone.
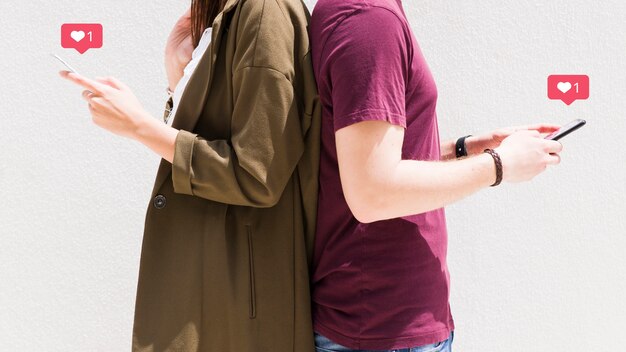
[51,53,80,75]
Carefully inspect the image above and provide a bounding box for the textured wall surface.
[1,0,624,350]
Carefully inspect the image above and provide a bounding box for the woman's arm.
[60,65,304,208]
[168,67,305,207]
[135,117,177,163]
[60,0,309,208]
[59,72,178,163]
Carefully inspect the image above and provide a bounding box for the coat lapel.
[150,0,241,199]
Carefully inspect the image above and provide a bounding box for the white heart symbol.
[557,82,572,94]
[70,31,85,42]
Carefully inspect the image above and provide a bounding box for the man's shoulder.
[313,0,403,18]
[311,0,406,35]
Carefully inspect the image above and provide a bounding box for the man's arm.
[337,120,562,223]
[440,138,458,160]
[440,123,562,160]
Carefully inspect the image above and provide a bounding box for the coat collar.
[151,0,241,199]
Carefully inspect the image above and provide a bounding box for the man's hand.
[495,130,563,183]
[336,121,563,223]
[465,123,561,155]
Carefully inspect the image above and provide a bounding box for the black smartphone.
[544,119,586,141]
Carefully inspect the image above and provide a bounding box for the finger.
[512,123,560,134]
[522,123,561,133]
[91,112,104,127]
[60,71,105,94]
[97,76,130,90]
[502,125,526,132]
[81,90,95,102]
[499,125,531,133]
[95,76,126,90]
[87,101,96,114]
[495,128,516,137]
[60,71,111,95]
[516,129,541,137]
[522,123,561,130]
[95,77,117,89]
[543,140,563,154]
[89,96,107,108]
[546,153,561,165]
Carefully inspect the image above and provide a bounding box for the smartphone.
[51,53,80,75]
[544,119,586,141]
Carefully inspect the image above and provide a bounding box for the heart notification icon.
[70,31,86,42]
[548,75,589,106]
[61,24,103,54]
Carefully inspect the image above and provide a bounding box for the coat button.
[153,194,167,209]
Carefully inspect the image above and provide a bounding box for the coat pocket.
[246,225,257,319]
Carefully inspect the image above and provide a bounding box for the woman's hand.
[165,8,194,91]
[59,70,178,162]
[465,123,561,155]
[59,71,151,139]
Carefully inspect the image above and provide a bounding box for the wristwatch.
[455,135,472,158]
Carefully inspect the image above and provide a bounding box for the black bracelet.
[483,149,503,187]
[455,135,472,158]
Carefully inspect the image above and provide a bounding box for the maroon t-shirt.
[310,0,455,349]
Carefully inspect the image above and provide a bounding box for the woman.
[60,0,320,350]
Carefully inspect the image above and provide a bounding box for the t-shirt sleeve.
[323,7,410,132]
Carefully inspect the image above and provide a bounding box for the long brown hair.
[191,0,227,47]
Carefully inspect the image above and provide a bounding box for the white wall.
[1,0,624,350]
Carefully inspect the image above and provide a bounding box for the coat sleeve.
[171,65,304,207]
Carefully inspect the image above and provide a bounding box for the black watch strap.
[455,135,472,158]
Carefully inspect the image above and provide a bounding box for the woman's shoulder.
[237,0,310,24]
[232,0,312,75]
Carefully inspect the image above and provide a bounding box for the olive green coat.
[131,0,320,350]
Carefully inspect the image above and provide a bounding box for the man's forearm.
[440,135,489,160]
[440,138,457,160]
[346,153,496,223]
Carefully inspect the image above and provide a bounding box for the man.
[309,0,563,351]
